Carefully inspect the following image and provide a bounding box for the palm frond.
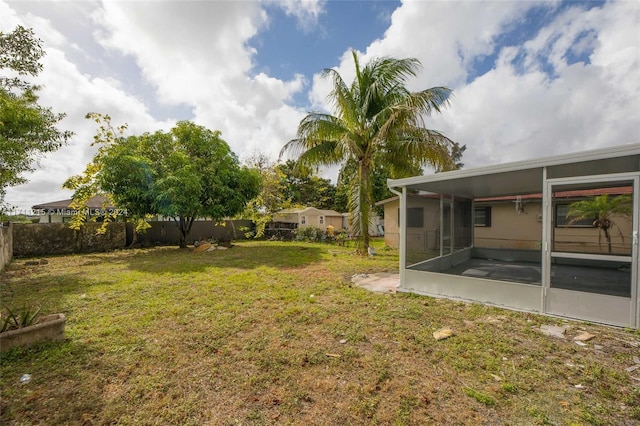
[281,51,455,253]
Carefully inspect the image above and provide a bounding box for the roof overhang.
[388,144,640,198]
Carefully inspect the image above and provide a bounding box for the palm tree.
[281,51,457,253]
[566,194,632,254]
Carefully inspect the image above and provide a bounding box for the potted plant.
[0,306,66,352]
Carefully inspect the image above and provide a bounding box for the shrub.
[293,226,327,242]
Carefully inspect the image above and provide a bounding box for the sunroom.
[387,144,640,328]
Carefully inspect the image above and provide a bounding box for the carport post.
[388,184,406,287]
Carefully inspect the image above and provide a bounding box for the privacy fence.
[13,222,126,257]
[8,220,253,258]
[128,220,253,246]
[0,223,12,272]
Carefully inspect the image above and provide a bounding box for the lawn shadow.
[0,270,106,313]
[118,242,328,274]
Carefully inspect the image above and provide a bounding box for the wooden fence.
[127,220,254,246]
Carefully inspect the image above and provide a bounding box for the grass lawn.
[1,239,639,425]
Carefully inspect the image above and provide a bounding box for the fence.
[127,220,254,246]
[7,220,254,259]
[0,222,12,272]
[12,222,126,257]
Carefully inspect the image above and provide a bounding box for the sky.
[1,0,639,213]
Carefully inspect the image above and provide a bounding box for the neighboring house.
[377,187,632,255]
[386,144,640,329]
[32,195,124,224]
[272,207,344,231]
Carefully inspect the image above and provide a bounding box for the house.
[387,144,639,328]
[377,187,633,254]
[271,207,344,231]
[32,195,125,224]
[376,193,440,249]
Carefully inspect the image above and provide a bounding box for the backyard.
[0,239,639,425]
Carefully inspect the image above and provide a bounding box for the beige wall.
[325,216,343,230]
[303,213,343,231]
[553,213,631,254]
[273,210,343,232]
[382,197,440,249]
[383,200,399,248]
[476,201,632,254]
[385,198,632,255]
[302,212,322,229]
[475,202,543,250]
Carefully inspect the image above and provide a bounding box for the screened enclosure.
[388,144,640,328]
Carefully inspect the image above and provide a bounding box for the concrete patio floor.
[353,260,631,298]
[351,273,400,293]
[441,258,631,298]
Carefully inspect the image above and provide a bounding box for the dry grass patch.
[1,240,639,425]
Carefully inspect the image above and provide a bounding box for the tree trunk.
[359,160,371,255]
[603,227,612,254]
[174,216,189,248]
[176,216,196,249]
[178,216,187,248]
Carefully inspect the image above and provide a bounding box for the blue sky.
[253,1,398,81]
[1,0,639,212]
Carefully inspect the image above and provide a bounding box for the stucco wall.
[475,201,632,254]
[383,198,440,249]
[383,200,400,248]
[385,197,632,254]
[475,202,543,250]
[13,222,126,257]
[325,216,343,230]
[0,223,12,272]
[273,210,344,232]
[553,213,631,254]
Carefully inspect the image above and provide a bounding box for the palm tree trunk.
[603,227,612,254]
[359,160,371,254]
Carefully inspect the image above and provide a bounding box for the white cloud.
[3,0,311,210]
[308,1,535,114]
[265,0,326,31]
[308,0,640,177]
[429,1,640,169]
[3,0,638,212]
[1,1,173,210]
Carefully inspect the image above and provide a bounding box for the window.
[474,206,491,227]
[555,204,594,227]
[319,215,324,225]
[398,208,424,228]
[301,215,306,225]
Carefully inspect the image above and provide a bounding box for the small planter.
[0,314,66,352]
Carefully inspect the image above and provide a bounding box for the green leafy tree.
[335,158,423,218]
[0,26,72,206]
[241,153,290,238]
[277,160,337,210]
[566,194,632,254]
[63,113,129,232]
[98,121,260,248]
[281,51,457,253]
